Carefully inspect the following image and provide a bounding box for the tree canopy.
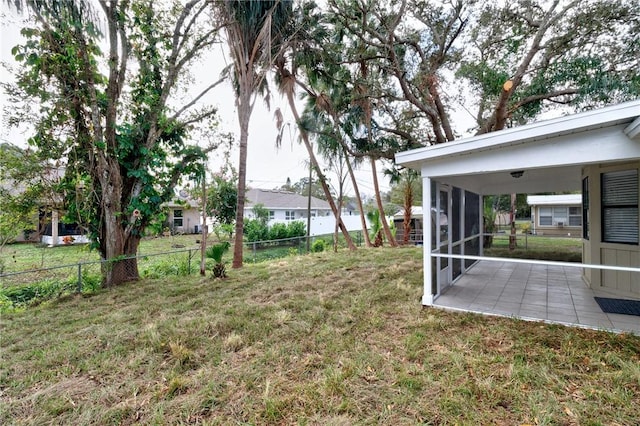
[5,0,224,285]
[3,0,638,278]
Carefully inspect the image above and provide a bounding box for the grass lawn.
[485,234,582,262]
[1,247,639,425]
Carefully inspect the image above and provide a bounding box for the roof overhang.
[396,101,640,195]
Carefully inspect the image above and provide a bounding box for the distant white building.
[527,194,582,236]
[244,189,332,222]
[243,188,365,236]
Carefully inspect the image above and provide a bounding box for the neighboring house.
[163,190,201,234]
[393,206,425,244]
[244,188,332,223]
[396,100,640,304]
[1,165,89,246]
[527,194,582,236]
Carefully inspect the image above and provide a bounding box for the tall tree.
[328,0,639,142]
[216,0,294,268]
[272,0,358,250]
[6,0,223,286]
[459,0,640,134]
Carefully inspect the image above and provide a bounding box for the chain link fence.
[0,249,200,311]
[1,232,366,311]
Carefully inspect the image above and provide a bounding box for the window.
[602,169,638,244]
[582,177,589,239]
[538,206,580,227]
[569,207,581,226]
[269,210,275,220]
[173,209,183,227]
[539,207,552,226]
[285,210,295,221]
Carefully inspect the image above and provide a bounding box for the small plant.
[519,222,531,234]
[206,241,230,278]
[311,239,326,253]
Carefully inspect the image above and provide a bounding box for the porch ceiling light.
[510,170,524,178]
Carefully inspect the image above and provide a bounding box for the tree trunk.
[232,87,252,268]
[370,158,397,247]
[285,90,356,251]
[345,155,372,247]
[403,180,413,245]
[200,174,207,276]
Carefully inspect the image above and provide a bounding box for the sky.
[0,6,392,198]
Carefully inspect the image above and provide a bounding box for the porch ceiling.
[436,164,582,195]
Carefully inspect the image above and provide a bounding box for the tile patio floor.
[434,261,640,335]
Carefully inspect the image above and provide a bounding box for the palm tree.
[216,0,294,268]
[272,1,358,250]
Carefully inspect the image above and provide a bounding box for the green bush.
[269,222,289,240]
[245,219,306,242]
[244,219,268,242]
[286,221,306,238]
[311,239,326,253]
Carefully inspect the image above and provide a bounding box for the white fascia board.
[396,100,640,169]
[527,194,582,206]
[419,125,640,178]
[625,116,640,140]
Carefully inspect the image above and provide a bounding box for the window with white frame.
[173,209,183,227]
[285,210,295,220]
[538,206,579,227]
[602,169,638,244]
[269,210,275,220]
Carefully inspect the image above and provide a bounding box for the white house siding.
[168,207,201,234]
[264,209,331,222]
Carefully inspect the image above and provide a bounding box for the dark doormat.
[595,297,640,316]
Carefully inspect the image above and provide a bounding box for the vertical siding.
[601,247,640,295]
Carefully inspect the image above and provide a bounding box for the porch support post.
[479,195,484,256]
[422,175,433,305]
[51,210,59,247]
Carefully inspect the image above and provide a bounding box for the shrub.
[206,242,230,278]
[269,222,288,240]
[244,219,268,242]
[311,239,326,253]
[286,221,306,238]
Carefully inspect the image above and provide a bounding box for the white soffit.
[396,100,640,171]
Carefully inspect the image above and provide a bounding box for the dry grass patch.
[1,247,639,425]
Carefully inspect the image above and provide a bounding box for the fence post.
[77,263,82,293]
[188,249,192,275]
[253,242,257,261]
